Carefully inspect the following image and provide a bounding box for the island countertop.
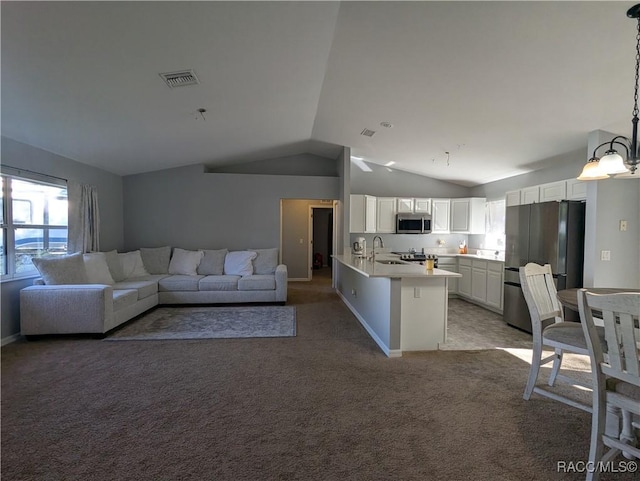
[333,254,462,279]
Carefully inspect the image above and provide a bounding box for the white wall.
[122,165,340,251]
[1,136,124,340]
[583,130,640,288]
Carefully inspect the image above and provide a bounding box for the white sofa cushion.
[140,246,172,274]
[199,275,241,291]
[158,275,204,292]
[83,252,115,285]
[119,251,149,279]
[238,275,276,291]
[169,248,204,276]
[112,289,139,312]
[197,249,228,275]
[32,252,89,285]
[112,280,158,300]
[249,248,279,275]
[104,250,125,282]
[224,251,257,276]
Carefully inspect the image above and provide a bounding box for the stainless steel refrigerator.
[503,200,586,333]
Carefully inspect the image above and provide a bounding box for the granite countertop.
[333,254,462,279]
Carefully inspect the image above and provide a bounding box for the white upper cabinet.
[431,199,450,233]
[350,194,377,233]
[504,179,586,206]
[566,179,587,200]
[376,197,397,233]
[414,198,432,214]
[539,180,567,202]
[505,190,521,207]
[365,195,377,232]
[450,198,486,234]
[396,197,431,214]
[396,198,414,213]
[521,186,540,204]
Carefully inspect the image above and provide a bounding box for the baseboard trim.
[336,290,401,358]
[1,333,22,346]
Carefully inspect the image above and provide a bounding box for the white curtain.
[68,182,100,253]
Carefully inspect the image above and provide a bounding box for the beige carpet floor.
[1,268,633,480]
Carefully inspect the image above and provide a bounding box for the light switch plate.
[601,250,611,261]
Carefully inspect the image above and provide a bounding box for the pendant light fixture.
[578,3,640,180]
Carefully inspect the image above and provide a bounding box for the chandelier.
[578,3,640,180]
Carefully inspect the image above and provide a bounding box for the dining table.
[557,287,640,313]
[557,288,640,335]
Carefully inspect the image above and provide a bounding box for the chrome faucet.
[371,236,384,261]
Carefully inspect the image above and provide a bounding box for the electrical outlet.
[601,250,611,261]
[620,220,628,231]
[351,288,357,298]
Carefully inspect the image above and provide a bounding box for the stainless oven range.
[392,251,438,267]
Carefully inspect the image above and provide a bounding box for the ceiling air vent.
[159,70,200,88]
[360,128,376,137]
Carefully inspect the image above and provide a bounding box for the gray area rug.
[105,306,296,341]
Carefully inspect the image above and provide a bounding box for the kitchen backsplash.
[348,233,505,257]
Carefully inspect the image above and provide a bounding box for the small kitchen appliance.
[353,237,366,257]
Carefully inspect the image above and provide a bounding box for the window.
[484,199,506,251]
[1,172,68,279]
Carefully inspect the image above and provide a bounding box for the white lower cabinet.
[457,258,472,297]
[438,256,458,294]
[471,260,488,303]
[456,257,503,313]
[486,262,503,310]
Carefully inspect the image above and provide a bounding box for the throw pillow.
[249,248,279,275]
[197,249,228,275]
[224,251,257,277]
[83,252,115,284]
[169,248,204,275]
[140,246,172,274]
[119,250,150,279]
[32,252,89,285]
[104,249,125,282]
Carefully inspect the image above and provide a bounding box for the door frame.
[307,202,338,281]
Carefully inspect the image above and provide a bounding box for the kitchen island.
[333,254,462,357]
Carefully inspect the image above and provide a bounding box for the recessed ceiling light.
[380,121,394,128]
[384,161,395,167]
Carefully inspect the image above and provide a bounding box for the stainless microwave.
[396,214,432,234]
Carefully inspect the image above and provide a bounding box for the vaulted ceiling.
[1,1,633,186]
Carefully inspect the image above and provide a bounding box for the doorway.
[280,199,337,281]
[310,207,333,280]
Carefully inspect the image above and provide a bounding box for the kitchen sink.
[376,260,406,265]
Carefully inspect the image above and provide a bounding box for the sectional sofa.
[20,246,287,336]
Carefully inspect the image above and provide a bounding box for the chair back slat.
[520,263,563,326]
[581,291,640,384]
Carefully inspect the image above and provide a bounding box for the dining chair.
[519,263,594,412]
[577,289,640,481]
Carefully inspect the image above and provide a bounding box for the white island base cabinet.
[334,256,457,356]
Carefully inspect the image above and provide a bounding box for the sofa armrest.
[20,284,114,335]
[275,264,288,303]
